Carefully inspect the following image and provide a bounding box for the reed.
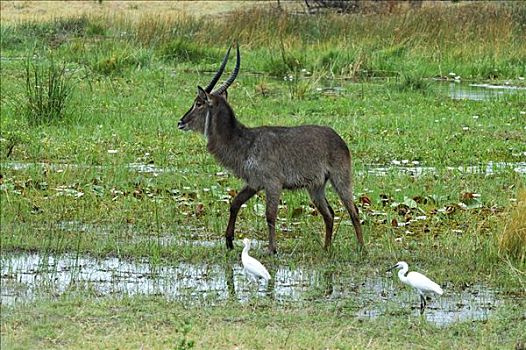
[24,58,73,125]
[499,188,526,264]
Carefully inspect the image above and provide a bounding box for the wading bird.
[242,238,271,284]
[388,261,443,314]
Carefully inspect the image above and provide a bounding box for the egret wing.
[407,271,443,295]
[243,255,271,280]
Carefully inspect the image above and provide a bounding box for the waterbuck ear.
[197,86,210,103]
[218,89,228,101]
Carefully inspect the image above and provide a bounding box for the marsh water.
[317,77,526,101]
[446,82,526,101]
[3,161,526,178]
[1,251,514,327]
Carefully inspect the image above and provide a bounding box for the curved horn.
[213,43,240,96]
[204,46,231,93]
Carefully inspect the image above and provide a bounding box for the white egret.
[242,238,271,284]
[388,261,443,313]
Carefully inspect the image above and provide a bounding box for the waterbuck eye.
[195,101,203,108]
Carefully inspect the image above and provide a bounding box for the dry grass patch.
[0,0,258,24]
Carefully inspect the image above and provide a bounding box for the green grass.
[1,296,525,349]
[1,3,526,348]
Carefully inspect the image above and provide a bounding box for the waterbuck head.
[178,45,240,136]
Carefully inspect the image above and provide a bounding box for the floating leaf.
[412,195,436,204]
[402,196,419,209]
[461,192,482,209]
[462,192,479,200]
[55,186,84,198]
[291,207,304,218]
[195,203,205,217]
[437,204,459,215]
[391,202,410,216]
[379,194,392,206]
[111,188,124,196]
[359,195,372,207]
[253,203,265,217]
[91,185,105,197]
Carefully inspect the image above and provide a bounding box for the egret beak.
[386,264,397,272]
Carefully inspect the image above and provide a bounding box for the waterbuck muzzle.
[177,87,212,134]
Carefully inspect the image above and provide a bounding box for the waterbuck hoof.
[226,239,234,250]
[357,243,368,255]
[266,247,277,255]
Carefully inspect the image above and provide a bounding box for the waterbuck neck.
[205,105,251,173]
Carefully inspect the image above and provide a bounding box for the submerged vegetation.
[1,1,525,348]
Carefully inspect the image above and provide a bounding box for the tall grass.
[499,189,526,264]
[24,58,73,125]
[2,2,524,79]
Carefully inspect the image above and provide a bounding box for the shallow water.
[361,161,526,177]
[1,251,514,327]
[447,82,526,101]
[3,161,526,177]
[317,78,526,101]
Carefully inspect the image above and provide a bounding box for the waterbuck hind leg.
[225,186,257,249]
[346,200,364,248]
[308,186,335,250]
[265,187,282,254]
[330,175,365,249]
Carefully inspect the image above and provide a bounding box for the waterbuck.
[178,45,364,254]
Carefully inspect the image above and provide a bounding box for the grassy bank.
[2,296,525,349]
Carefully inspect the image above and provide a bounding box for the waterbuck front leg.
[308,186,335,250]
[225,185,257,250]
[265,186,282,255]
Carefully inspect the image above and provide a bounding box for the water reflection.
[3,161,526,177]
[1,251,517,327]
[448,82,526,101]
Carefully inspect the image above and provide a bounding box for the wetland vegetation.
[1,1,525,348]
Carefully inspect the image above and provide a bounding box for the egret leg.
[419,294,427,314]
[244,270,256,285]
